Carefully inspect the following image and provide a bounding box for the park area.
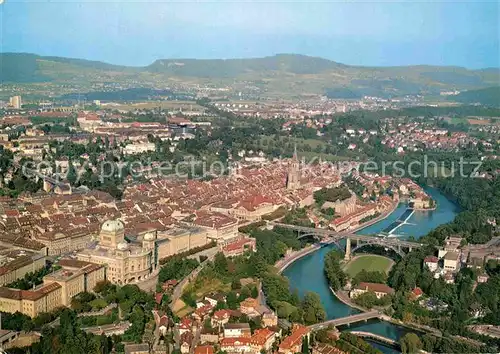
[344,254,394,277]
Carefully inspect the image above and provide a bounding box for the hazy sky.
[1,0,499,68]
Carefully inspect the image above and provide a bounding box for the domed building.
[76,219,159,285]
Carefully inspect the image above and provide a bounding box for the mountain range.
[1,53,499,100]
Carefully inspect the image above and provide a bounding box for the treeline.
[421,176,500,246]
[314,326,382,354]
[352,270,387,285]
[261,272,326,325]
[158,257,199,284]
[7,309,116,354]
[353,291,392,309]
[324,250,347,291]
[6,265,59,290]
[281,208,315,228]
[314,186,352,205]
[334,332,382,354]
[251,227,303,264]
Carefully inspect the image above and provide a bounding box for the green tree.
[301,334,310,354]
[301,292,326,325]
[400,333,422,354]
[324,250,347,291]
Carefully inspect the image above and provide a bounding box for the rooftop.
[354,282,395,294]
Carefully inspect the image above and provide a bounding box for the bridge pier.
[344,237,351,261]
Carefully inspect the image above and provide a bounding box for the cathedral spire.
[287,144,300,191]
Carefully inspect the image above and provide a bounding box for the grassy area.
[446,116,469,125]
[172,299,193,317]
[344,255,394,277]
[186,277,231,298]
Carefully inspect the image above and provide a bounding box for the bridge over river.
[269,222,424,259]
[309,311,381,330]
[350,331,398,346]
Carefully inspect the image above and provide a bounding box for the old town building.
[76,220,159,285]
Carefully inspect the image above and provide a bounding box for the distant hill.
[60,88,176,101]
[1,52,499,99]
[448,87,500,106]
[146,54,346,77]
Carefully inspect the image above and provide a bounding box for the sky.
[1,0,499,68]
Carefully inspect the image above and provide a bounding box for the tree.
[231,279,242,290]
[226,291,239,310]
[214,252,229,275]
[400,333,422,354]
[66,159,78,185]
[301,334,310,354]
[301,292,326,325]
[323,250,347,291]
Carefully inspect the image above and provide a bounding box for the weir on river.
[283,187,460,352]
[381,208,415,235]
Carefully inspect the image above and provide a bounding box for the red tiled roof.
[354,282,394,294]
[194,346,214,354]
[279,325,309,351]
[412,287,423,296]
[424,256,438,263]
[220,337,251,347]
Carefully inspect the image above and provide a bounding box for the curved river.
[283,187,460,353]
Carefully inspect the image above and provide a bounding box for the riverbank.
[275,199,400,274]
[412,206,437,211]
[350,199,400,234]
[283,187,460,349]
[331,288,366,313]
[275,244,322,273]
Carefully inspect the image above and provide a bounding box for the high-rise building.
[286,145,300,190]
[9,96,22,109]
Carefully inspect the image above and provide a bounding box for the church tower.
[287,145,300,190]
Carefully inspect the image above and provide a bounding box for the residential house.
[222,238,256,257]
[219,337,251,353]
[250,328,276,352]
[262,311,278,328]
[204,293,225,307]
[200,328,219,344]
[278,324,310,354]
[424,256,439,272]
[223,323,251,338]
[444,251,460,272]
[350,282,394,299]
[180,332,194,354]
[211,309,231,328]
[239,297,260,318]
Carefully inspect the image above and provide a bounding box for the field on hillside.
[344,255,394,277]
[104,100,205,111]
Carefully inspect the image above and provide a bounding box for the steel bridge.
[270,222,423,259]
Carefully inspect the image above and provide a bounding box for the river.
[283,187,460,352]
